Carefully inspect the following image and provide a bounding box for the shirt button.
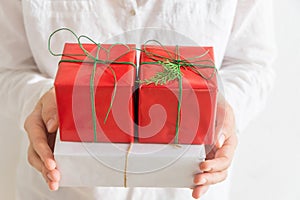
[130,9,136,16]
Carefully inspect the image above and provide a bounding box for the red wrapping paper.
[138,45,217,144]
[54,43,136,143]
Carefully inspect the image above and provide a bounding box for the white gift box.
[54,131,206,188]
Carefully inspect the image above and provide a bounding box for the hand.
[24,88,60,191]
[192,95,238,199]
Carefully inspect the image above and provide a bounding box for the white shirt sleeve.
[219,0,277,132]
[0,0,53,129]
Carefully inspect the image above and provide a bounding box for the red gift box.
[54,43,136,143]
[138,45,217,144]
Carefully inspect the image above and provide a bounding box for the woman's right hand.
[24,88,60,191]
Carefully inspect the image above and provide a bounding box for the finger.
[192,185,209,199]
[215,134,225,148]
[215,96,226,134]
[214,133,238,161]
[48,181,59,191]
[41,166,59,191]
[200,134,237,172]
[41,89,59,133]
[194,171,228,185]
[46,169,61,182]
[25,109,56,171]
[200,156,230,172]
[27,144,43,172]
[41,164,51,183]
[214,95,236,148]
[27,145,59,187]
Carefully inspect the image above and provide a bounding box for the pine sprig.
[142,60,182,85]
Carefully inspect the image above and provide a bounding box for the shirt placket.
[123,0,139,29]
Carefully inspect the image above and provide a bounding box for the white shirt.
[0,0,276,199]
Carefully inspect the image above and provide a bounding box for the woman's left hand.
[192,96,238,199]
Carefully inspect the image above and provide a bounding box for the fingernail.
[47,119,54,131]
[46,159,56,170]
[203,168,212,172]
[218,134,225,147]
[50,182,59,191]
[53,182,59,191]
[198,178,207,185]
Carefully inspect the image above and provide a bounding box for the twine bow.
[139,40,217,144]
[48,28,136,142]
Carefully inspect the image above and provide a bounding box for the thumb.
[215,95,235,149]
[215,96,226,148]
[41,88,59,133]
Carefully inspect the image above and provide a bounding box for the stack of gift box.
[53,35,218,188]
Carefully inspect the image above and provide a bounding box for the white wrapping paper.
[54,131,206,188]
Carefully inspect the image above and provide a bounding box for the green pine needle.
[141,60,182,85]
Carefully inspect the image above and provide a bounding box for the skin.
[24,88,237,199]
[192,95,238,199]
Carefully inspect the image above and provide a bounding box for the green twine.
[48,28,136,142]
[90,45,100,142]
[48,28,216,144]
[174,45,182,144]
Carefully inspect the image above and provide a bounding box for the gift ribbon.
[139,40,217,144]
[48,28,136,142]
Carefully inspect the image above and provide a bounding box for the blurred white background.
[0,1,299,199]
[230,0,300,200]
